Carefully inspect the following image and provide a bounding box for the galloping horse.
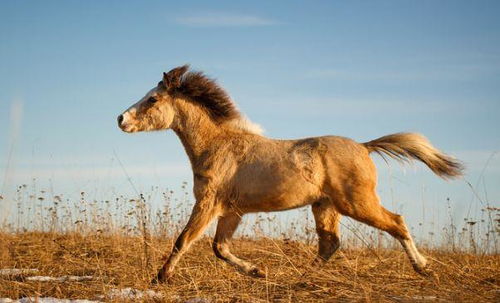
[117,65,463,283]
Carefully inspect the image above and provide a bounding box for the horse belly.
[232,165,323,213]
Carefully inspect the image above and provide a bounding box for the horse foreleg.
[312,199,342,262]
[153,201,219,283]
[213,212,265,278]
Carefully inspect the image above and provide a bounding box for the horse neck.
[171,99,224,167]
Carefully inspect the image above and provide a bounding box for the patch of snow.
[25,276,93,282]
[105,288,163,300]
[0,269,39,276]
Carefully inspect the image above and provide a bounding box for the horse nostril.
[117,114,124,125]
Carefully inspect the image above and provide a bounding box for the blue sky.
[1,1,499,235]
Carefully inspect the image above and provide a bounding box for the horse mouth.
[119,124,136,133]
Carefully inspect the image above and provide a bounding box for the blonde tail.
[363,132,464,179]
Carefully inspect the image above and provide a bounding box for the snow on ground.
[25,276,94,282]
[104,287,164,300]
[0,269,209,302]
[0,269,39,276]
[0,269,94,282]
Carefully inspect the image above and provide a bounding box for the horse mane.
[167,67,239,121]
[163,65,263,134]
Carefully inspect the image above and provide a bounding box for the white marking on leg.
[399,237,427,270]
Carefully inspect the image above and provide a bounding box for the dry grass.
[1,184,498,302]
[0,232,499,302]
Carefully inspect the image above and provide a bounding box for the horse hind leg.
[311,198,342,262]
[334,191,429,275]
[385,209,429,275]
[212,212,265,278]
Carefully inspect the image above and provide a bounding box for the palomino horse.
[117,65,463,283]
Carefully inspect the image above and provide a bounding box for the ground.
[0,232,498,302]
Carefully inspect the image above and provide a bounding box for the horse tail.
[363,132,464,179]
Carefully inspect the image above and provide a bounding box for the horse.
[117,65,463,283]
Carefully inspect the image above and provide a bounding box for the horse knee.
[172,231,187,253]
[212,241,229,261]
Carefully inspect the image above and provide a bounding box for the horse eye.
[148,97,157,104]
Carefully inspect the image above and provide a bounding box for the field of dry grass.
[1,232,499,302]
[0,184,498,302]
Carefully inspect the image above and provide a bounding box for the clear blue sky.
[1,1,499,236]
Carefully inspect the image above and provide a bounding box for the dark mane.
[167,69,240,122]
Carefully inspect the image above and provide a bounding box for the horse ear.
[163,65,189,90]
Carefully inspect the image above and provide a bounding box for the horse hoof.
[311,257,328,266]
[414,266,435,278]
[151,275,164,284]
[420,270,438,282]
[151,271,172,284]
[249,267,266,278]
